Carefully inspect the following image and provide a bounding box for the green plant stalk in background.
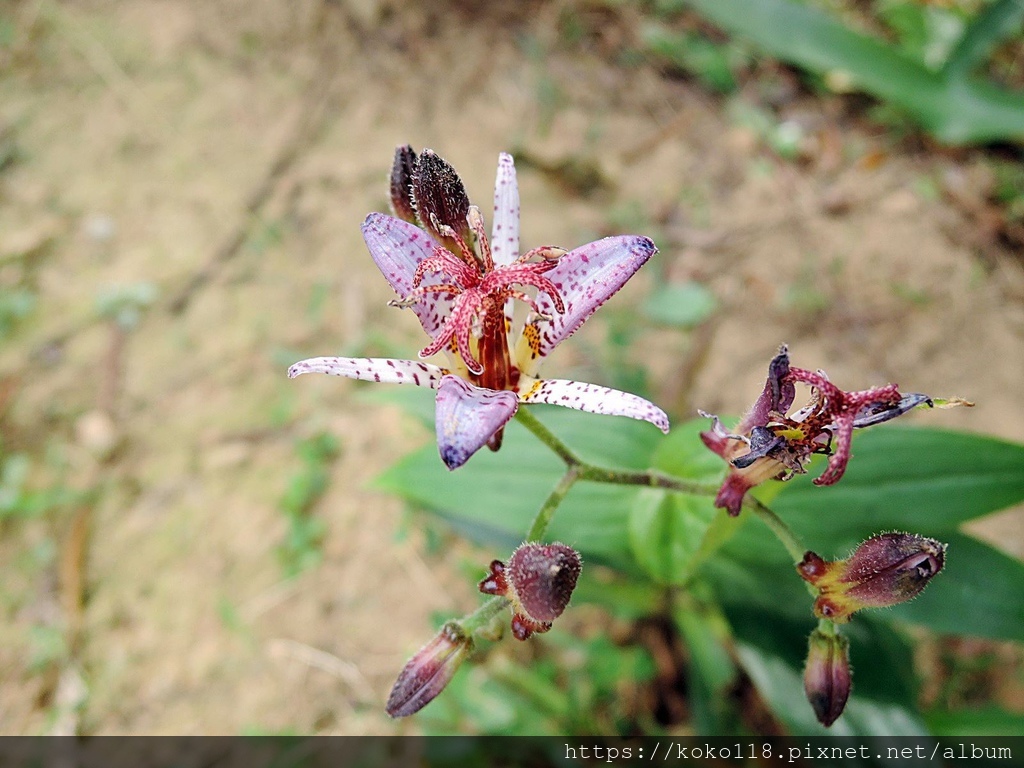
[673,0,1024,144]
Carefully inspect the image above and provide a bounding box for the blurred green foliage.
[648,0,1024,144]
[277,432,340,578]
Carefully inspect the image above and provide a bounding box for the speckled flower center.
[399,210,565,392]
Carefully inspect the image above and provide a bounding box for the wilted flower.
[386,621,472,718]
[290,147,668,469]
[797,532,947,623]
[803,628,851,727]
[699,344,970,515]
[479,542,582,640]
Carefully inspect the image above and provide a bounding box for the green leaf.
[651,417,726,482]
[772,427,1024,549]
[629,490,717,584]
[642,281,718,329]
[925,706,1024,737]
[642,25,740,93]
[682,0,1024,144]
[675,600,740,735]
[943,0,1024,80]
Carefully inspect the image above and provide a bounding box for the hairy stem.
[514,408,581,466]
[526,466,580,542]
[578,464,720,496]
[461,595,510,635]
[744,495,806,563]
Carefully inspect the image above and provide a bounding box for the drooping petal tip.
[434,375,519,470]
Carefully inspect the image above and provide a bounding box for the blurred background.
[0,0,1021,735]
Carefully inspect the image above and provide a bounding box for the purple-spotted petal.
[519,378,670,433]
[434,375,519,470]
[361,213,453,338]
[491,152,520,267]
[514,236,656,377]
[288,356,447,387]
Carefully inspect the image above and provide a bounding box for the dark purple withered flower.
[290,147,668,470]
[699,345,971,515]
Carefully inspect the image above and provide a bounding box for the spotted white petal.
[514,236,656,377]
[361,212,453,338]
[434,374,519,470]
[288,357,447,387]
[519,378,670,433]
[491,152,520,267]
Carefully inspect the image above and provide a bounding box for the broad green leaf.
[729,609,926,735]
[629,490,717,585]
[571,572,663,620]
[943,0,1024,79]
[925,706,1024,737]
[675,600,740,735]
[772,427,1024,549]
[651,417,727,482]
[642,281,719,329]
[643,25,740,93]
[680,0,1024,144]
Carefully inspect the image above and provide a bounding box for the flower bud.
[412,149,472,248]
[804,629,851,727]
[479,542,582,641]
[798,532,946,623]
[386,622,472,717]
[389,144,419,224]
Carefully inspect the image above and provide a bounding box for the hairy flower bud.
[804,629,851,727]
[412,149,473,249]
[479,542,582,641]
[798,532,946,623]
[386,622,472,717]
[389,144,419,224]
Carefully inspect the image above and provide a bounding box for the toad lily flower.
[289,147,669,469]
[699,345,971,515]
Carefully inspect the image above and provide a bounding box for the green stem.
[514,408,581,466]
[526,466,580,542]
[460,595,510,634]
[744,495,806,563]
[578,464,720,496]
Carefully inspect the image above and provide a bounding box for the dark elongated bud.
[389,144,419,224]
[386,622,472,717]
[798,532,946,623]
[479,542,582,641]
[412,149,473,248]
[804,629,851,727]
